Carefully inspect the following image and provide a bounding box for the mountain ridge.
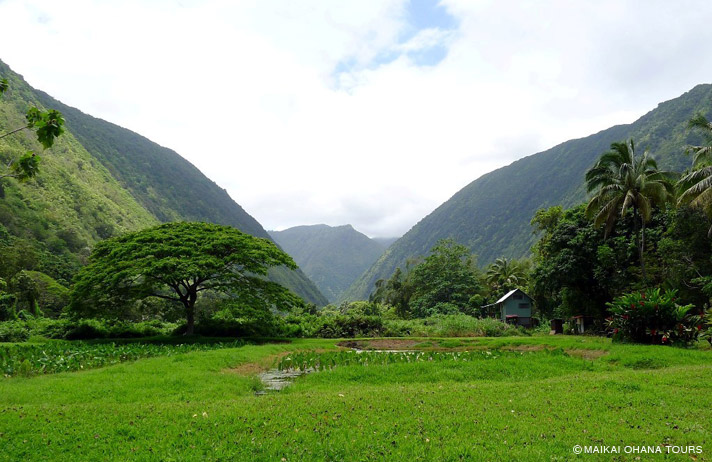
[270,223,388,303]
[0,59,328,306]
[342,83,712,301]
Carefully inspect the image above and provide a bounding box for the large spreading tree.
[70,222,303,334]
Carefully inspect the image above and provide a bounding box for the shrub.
[312,315,385,338]
[607,288,704,345]
[0,318,178,342]
[0,321,30,342]
[384,314,524,337]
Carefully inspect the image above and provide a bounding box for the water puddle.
[256,367,313,395]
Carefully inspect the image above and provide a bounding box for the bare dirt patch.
[223,352,291,376]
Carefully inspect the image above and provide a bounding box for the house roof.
[481,288,532,308]
[495,288,532,304]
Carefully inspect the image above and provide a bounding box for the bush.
[312,315,385,338]
[177,304,297,338]
[0,321,30,342]
[384,315,524,337]
[607,288,704,345]
[0,318,177,342]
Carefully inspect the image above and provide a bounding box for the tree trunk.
[633,206,647,280]
[183,291,197,336]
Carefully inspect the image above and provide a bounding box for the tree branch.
[0,125,30,140]
[149,293,181,302]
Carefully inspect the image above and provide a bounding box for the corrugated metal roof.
[494,288,532,304]
[495,288,519,304]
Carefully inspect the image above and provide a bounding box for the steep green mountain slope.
[343,84,712,301]
[270,224,387,303]
[0,60,327,305]
[0,67,158,284]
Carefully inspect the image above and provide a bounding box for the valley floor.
[1,336,711,461]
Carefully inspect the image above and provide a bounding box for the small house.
[483,288,534,327]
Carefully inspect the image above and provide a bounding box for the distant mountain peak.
[271,224,388,302]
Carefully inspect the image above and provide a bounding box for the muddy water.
[257,368,314,394]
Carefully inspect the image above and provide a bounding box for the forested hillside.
[270,224,388,302]
[0,59,327,306]
[343,84,712,301]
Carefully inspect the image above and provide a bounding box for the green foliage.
[531,205,627,319]
[383,314,524,337]
[9,151,40,181]
[9,270,41,316]
[531,200,712,322]
[677,112,712,234]
[24,107,65,149]
[70,222,303,334]
[0,318,179,342]
[370,264,417,318]
[186,302,300,338]
[607,289,704,345]
[370,239,485,318]
[0,78,65,181]
[409,239,483,317]
[585,139,674,278]
[485,257,530,295]
[0,338,245,377]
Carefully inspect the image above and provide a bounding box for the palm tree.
[677,113,712,235]
[585,139,673,279]
[486,257,528,294]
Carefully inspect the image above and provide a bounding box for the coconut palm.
[585,139,674,279]
[677,113,712,235]
[486,257,529,294]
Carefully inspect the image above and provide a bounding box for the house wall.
[501,295,532,319]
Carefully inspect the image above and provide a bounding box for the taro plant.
[607,288,704,345]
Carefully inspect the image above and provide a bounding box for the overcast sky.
[1,0,712,238]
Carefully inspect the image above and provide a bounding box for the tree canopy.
[70,222,303,334]
[585,139,673,278]
[677,113,712,235]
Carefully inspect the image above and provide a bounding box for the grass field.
[0,336,710,461]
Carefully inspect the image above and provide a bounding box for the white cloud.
[1,0,712,238]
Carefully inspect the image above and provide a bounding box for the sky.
[1,0,712,238]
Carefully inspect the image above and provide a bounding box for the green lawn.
[0,336,710,461]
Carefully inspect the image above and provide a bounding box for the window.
[519,303,529,309]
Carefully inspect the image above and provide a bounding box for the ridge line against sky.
[1,0,712,238]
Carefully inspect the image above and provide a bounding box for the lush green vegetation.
[344,84,712,301]
[1,337,244,377]
[270,224,388,303]
[0,59,327,307]
[0,336,709,460]
[70,222,302,334]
